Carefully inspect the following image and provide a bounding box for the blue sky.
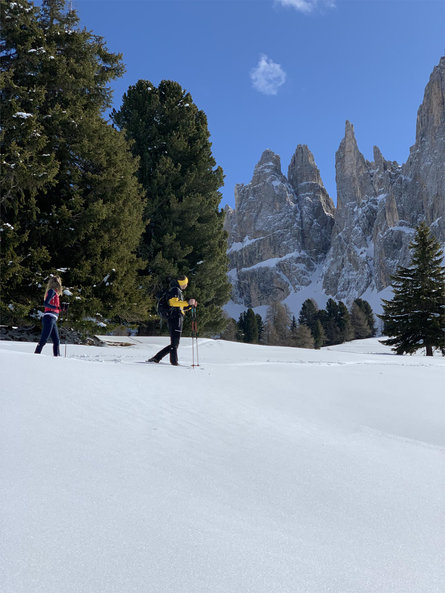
[75,0,444,208]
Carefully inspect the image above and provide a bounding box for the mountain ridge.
[224,57,445,318]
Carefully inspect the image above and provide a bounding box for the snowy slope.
[1,337,444,593]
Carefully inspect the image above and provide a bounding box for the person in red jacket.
[34,275,63,356]
[147,275,197,366]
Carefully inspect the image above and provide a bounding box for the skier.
[147,275,197,366]
[34,275,64,356]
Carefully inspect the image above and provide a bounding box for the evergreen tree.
[319,299,353,345]
[378,223,445,356]
[111,80,231,333]
[237,308,258,343]
[322,299,342,345]
[354,298,375,336]
[312,319,326,349]
[338,301,354,342]
[1,0,147,324]
[299,298,325,347]
[299,298,318,329]
[256,313,265,344]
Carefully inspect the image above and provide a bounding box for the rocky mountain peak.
[415,56,445,145]
[336,120,374,210]
[224,57,445,314]
[252,149,282,181]
[287,144,323,189]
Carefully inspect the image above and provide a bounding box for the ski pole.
[62,302,69,357]
[191,309,195,367]
[191,307,199,367]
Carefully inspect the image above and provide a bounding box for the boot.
[53,344,60,357]
[34,344,43,354]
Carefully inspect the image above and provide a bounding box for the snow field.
[1,337,444,593]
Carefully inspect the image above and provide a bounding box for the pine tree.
[256,313,265,343]
[237,308,258,343]
[312,319,326,349]
[338,301,354,342]
[378,223,445,356]
[111,80,231,333]
[322,299,342,345]
[1,0,148,324]
[298,298,325,347]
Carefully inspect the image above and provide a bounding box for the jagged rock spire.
[335,121,374,209]
[224,58,445,310]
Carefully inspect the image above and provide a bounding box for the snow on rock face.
[226,146,334,308]
[225,58,445,313]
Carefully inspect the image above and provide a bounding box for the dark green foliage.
[111,80,231,333]
[319,299,354,345]
[237,308,259,343]
[256,313,265,343]
[338,301,354,342]
[298,298,325,348]
[1,0,148,324]
[312,319,326,349]
[378,223,445,356]
[321,299,343,345]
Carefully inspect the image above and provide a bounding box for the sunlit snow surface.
[1,337,444,593]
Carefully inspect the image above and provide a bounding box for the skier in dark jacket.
[34,275,63,356]
[147,275,197,366]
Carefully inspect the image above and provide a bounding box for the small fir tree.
[256,313,265,343]
[299,298,325,347]
[322,299,342,345]
[312,319,326,349]
[338,301,354,342]
[378,223,445,356]
[237,308,259,343]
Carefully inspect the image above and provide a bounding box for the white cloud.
[250,55,287,96]
[276,0,336,14]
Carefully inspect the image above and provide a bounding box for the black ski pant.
[35,314,60,356]
[152,315,183,365]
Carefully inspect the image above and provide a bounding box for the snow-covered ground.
[1,336,444,593]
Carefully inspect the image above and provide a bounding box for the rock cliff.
[225,57,445,314]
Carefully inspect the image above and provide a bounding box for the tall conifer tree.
[379,223,445,356]
[111,80,231,333]
[1,0,147,323]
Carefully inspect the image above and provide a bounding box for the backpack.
[156,290,171,321]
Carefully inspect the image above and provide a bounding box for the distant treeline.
[223,298,376,349]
